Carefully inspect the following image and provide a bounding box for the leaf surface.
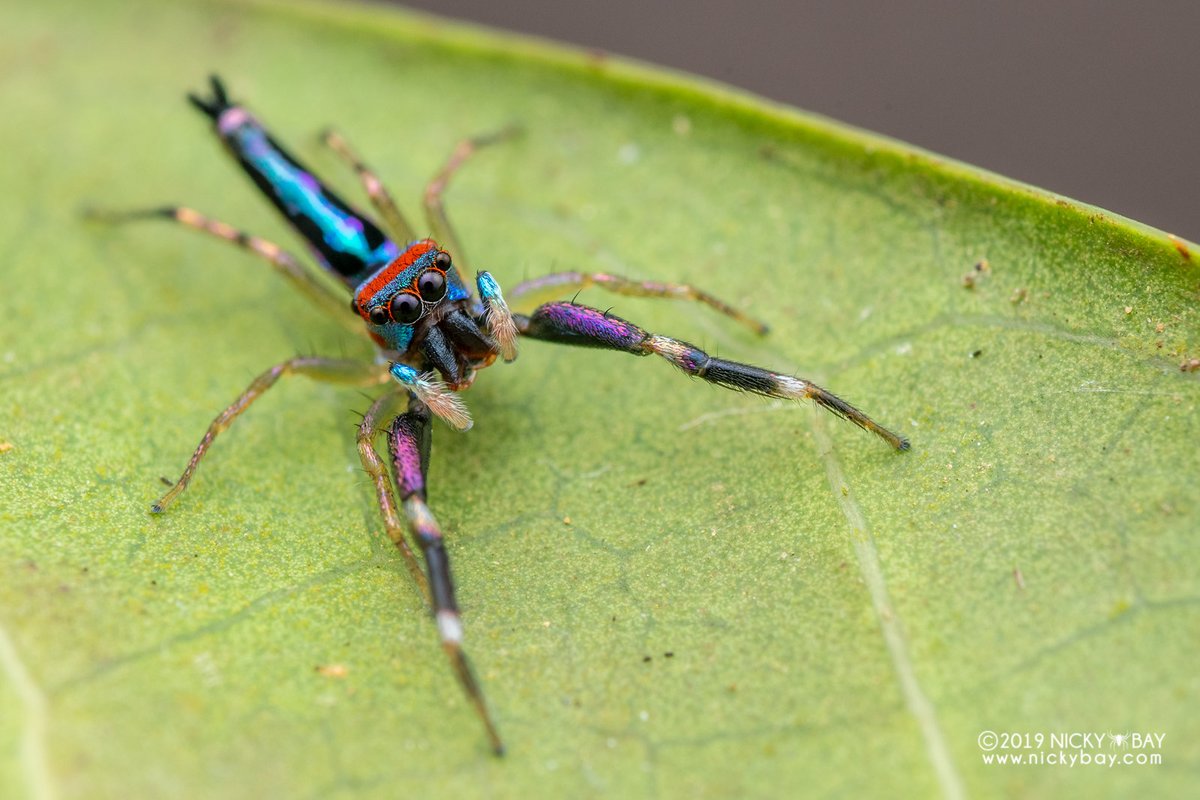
[1,1,1197,797]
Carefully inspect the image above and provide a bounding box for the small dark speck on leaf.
[664,651,674,658]
[961,259,990,289]
[970,349,983,359]
[159,476,174,486]
[642,655,652,663]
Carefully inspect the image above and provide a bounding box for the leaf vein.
[811,411,967,800]
[0,618,56,800]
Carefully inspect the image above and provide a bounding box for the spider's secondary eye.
[389,292,422,324]
[417,270,447,302]
[367,306,389,326]
[434,251,452,271]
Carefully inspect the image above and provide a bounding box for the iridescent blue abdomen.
[215,106,398,287]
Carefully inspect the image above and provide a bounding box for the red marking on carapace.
[354,239,438,316]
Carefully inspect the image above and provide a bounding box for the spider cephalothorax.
[352,240,496,389]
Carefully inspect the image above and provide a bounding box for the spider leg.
[386,396,505,755]
[516,302,910,451]
[152,358,390,513]
[508,271,770,336]
[86,206,366,338]
[355,391,431,602]
[423,126,522,275]
[319,128,418,245]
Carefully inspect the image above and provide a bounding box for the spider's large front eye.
[434,251,452,271]
[389,292,422,324]
[417,270,447,302]
[368,306,389,326]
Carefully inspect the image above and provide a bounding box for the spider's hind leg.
[424,126,522,274]
[85,205,365,336]
[320,128,418,245]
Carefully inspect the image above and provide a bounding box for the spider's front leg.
[383,394,505,755]
[516,302,910,451]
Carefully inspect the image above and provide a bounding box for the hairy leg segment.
[320,128,418,245]
[385,395,506,755]
[85,206,365,336]
[516,302,910,451]
[423,126,522,274]
[509,270,770,336]
[151,358,391,513]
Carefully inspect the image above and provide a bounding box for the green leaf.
[2,0,1197,797]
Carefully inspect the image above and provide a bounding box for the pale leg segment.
[152,358,390,512]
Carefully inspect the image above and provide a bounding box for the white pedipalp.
[411,372,474,431]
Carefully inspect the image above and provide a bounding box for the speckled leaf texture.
[1,1,1197,798]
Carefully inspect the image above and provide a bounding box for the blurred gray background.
[397,0,1200,240]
